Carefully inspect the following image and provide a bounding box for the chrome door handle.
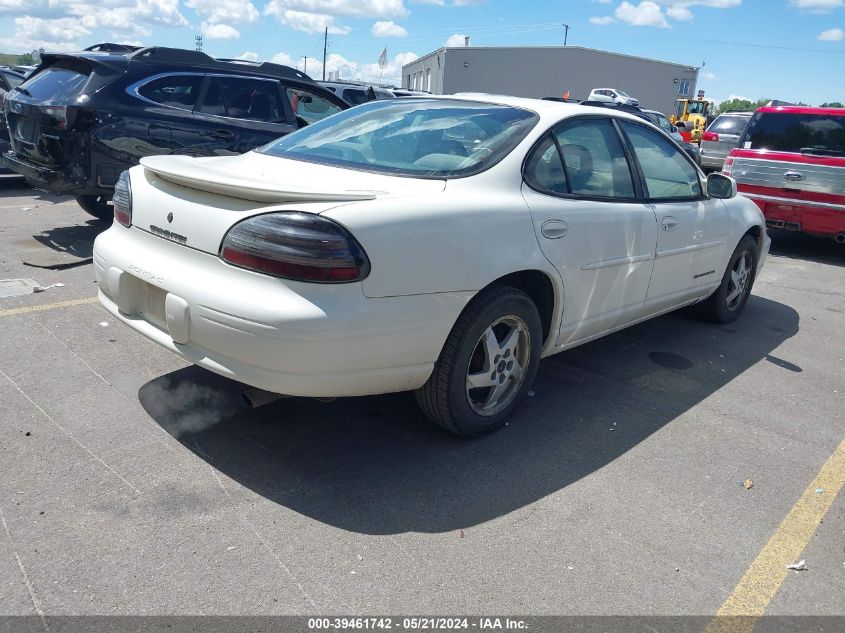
[661,216,678,231]
[541,220,568,239]
[784,171,804,182]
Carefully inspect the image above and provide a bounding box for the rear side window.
[708,115,749,135]
[286,86,344,125]
[19,65,90,102]
[554,118,635,199]
[524,136,568,195]
[745,112,845,154]
[138,75,201,110]
[621,121,702,200]
[343,88,370,106]
[216,76,284,122]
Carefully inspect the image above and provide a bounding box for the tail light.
[40,105,68,130]
[113,171,132,227]
[220,212,370,283]
[702,131,719,142]
[722,157,734,176]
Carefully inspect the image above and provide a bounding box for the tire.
[75,194,112,221]
[695,234,759,323]
[415,286,542,437]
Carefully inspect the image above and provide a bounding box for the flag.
[378,47,387,69]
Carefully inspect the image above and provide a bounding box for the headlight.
[113,170,132,227]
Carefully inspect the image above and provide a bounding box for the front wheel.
[695,234,758,323]
[415,286,542,437]
[75,195,112,221]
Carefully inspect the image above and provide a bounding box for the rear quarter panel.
[323,187,558,299]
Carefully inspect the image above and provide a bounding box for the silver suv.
[700,112,752,171]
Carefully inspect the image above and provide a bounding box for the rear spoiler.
[140,155,379,204]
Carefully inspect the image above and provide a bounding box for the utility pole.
[562,24,569,46]
[302,56,308,73]
[322,27,328,81]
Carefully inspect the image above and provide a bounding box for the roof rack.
[84,43,142,53]
[579,100,644,115]
[128,47,313,82]
[541,97,580,103]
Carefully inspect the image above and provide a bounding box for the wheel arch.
[485,269,561,352]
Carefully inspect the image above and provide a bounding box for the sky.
[0,0,843,106]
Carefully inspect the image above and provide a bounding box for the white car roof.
[445,92,651,126]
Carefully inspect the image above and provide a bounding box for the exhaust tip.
[835,233,845,244]
[241,388,287,408]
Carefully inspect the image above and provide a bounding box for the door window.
[215,76,283,122]
[286,86,343,125]
[198,77,227,116]
[553,118,635,198]
[621,121,702,200]
[138,75,201,110]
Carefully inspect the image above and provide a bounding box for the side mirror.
[671,125,678,133]
[706,173,737,199]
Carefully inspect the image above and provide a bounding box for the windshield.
[745,111,845,154]
[616,90,630,98]
[260,98,539,178]
[686,101,707,115]
[708,115,749,135]
[3,72,24,89]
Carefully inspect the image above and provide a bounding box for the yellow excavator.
[670,98,712,143]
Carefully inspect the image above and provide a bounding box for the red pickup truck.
[723,106,845,243]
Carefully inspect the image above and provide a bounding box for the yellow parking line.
[705,438,845,633]
[0,296,99,318]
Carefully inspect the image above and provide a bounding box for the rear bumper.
[739,190,845,238]
[93,224,472,397]
[0,150,76,193]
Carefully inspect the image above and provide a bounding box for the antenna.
[562,24,570,46]
[322,26,328,81]
[194,34,203,52]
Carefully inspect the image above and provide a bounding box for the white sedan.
[93,94,769,436]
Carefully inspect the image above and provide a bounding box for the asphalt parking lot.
[0,179,843,619]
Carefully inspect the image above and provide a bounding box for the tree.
[715,98,770,114]
[821,102,844,108]
[16,52,33,65]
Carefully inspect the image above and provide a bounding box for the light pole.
[563,24,569,46]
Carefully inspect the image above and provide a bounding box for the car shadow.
[31,219,110,260]
[768,230,844,267]
[139,295,798,535]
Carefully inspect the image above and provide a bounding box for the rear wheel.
[415,286,542,437]
[695,235,758,323]
[75,195,112,221]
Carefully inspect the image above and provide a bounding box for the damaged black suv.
[1,46,347,219]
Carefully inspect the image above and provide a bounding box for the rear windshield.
[259,98,539,178]
[17,64,90,102]
[745,111,845,155]
[708,115,749,135]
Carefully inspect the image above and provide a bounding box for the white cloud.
[202,22,240,39]
[186,0,259,24]
[264,0,408,19]
[371,20,407,37]
[266,9,350,34]
[0,0,26,13]
[817,26,844,40]
[445,33,469,46]
[666,5,694,20]
[615,1,671,28]
[703,71,717,80]
[270,51,297,66]
[789,0,843,12]
[593,0,612,3]
[14,15,90,40]
[237,50,259,61]
[590,16,617,25]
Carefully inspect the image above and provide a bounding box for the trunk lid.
[132,151,446,255]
